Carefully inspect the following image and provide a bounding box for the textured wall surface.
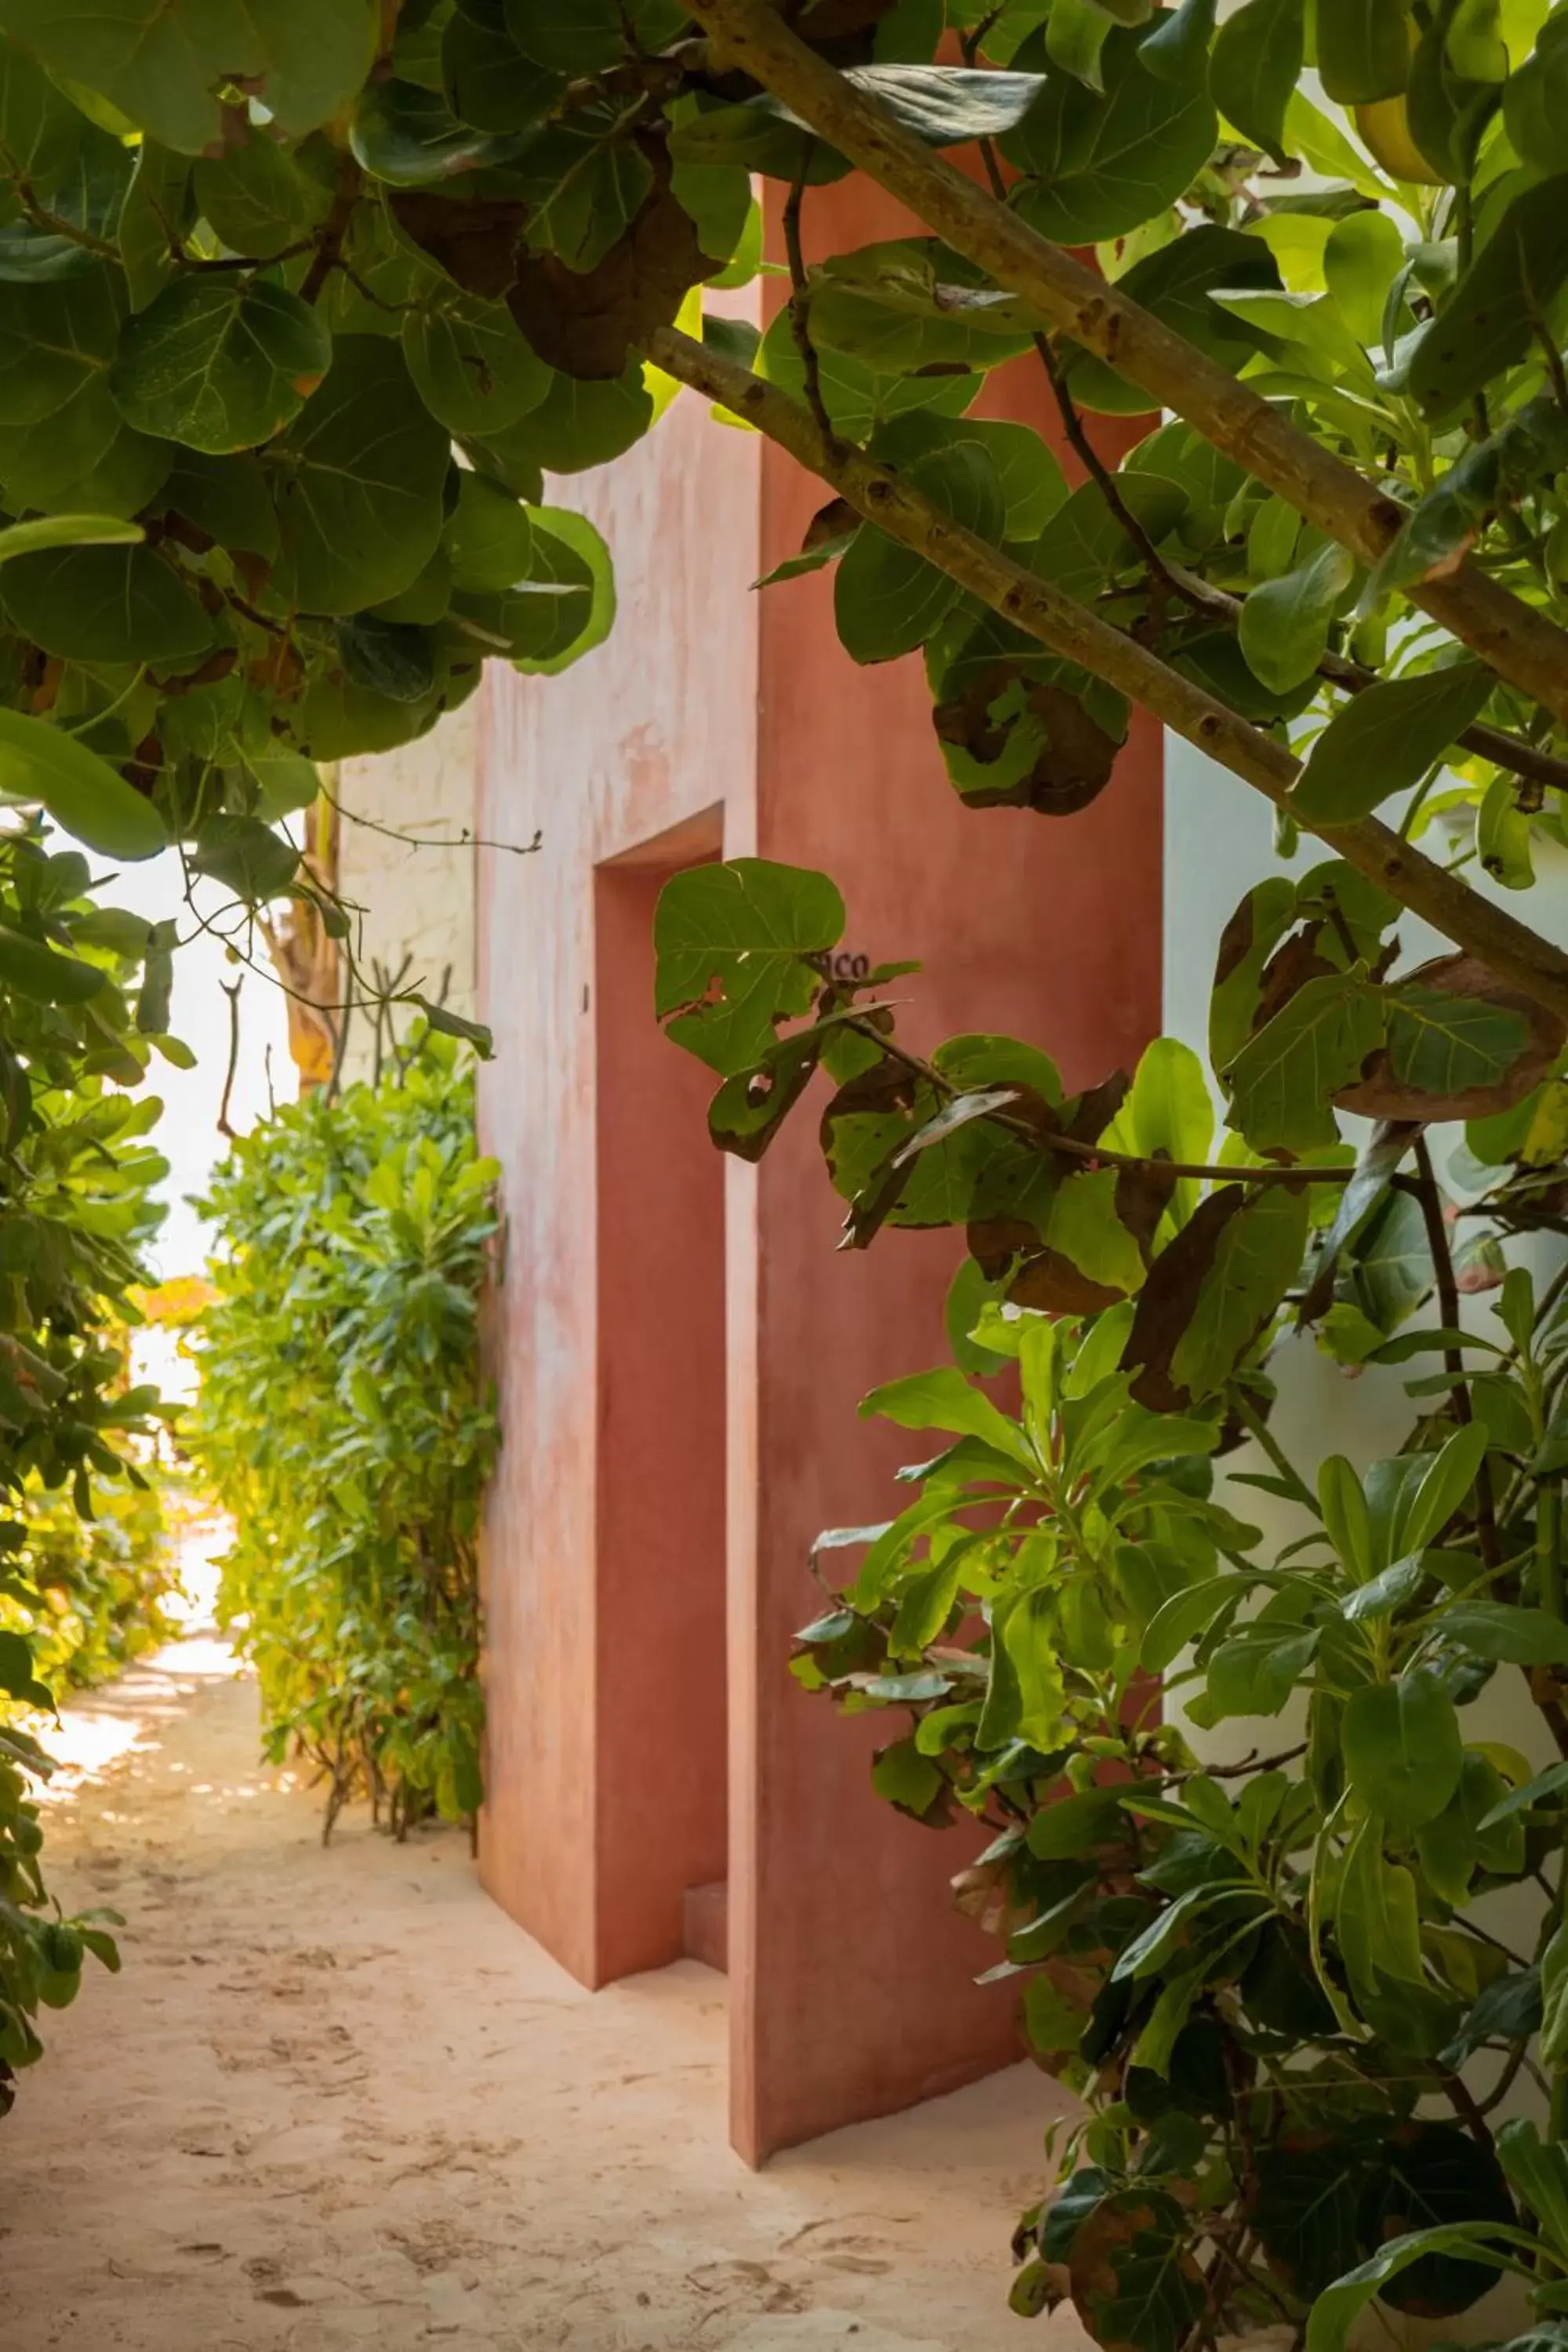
[336,698,482,1080]
[472,176,1166,2167]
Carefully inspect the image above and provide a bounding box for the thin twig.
[1410,1138,1501,1569]
[216,977,243,1142]
[782,151,836,451]
[840,1015,1353,1184]
[320,782,541,859]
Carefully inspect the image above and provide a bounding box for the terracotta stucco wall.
[475,179,1163,2164]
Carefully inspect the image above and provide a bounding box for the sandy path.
[1,1616,1080,2352]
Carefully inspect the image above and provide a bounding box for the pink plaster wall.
[475,389,763,1989]
[475,174,1163,2161]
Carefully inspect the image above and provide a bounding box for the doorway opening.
[593,809,728,1985]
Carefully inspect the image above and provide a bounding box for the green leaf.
[1319,1455,1372,1578]
[1497,2121,1568,2253]
[0,542,211,664]
[443,473,534,593]
[1293,665,1493,824]
[413,996,494,1056]
[0,263,122,426]
[505,0,684,75]
[351,76,527,183]
[1324,208,1408,345]
[871,1733,944,1817]
[1342,1671,1463,1827]
[191,814,301,902]
[0,510,141,563]
[1240,540,1356,694]
[0,1627,53,1705]
[0,706,167,858]
[192,136,333,256]
[1409,176,1568,420]
[1306,2227,1526,2352]
[0,0,379,151]
[1357,2123,1523,2314]
[1065,2187,1206,2352]
[270,336,450,615]
[1504,13,1568,172]
[1318,0,1414,101]
[507,362,654,475]
[1252,2138,1367,2299]
[1382,985,1530,1099]
[1170,1184,1311,1398]
[1142,1573,1250,1671]
[402,293,550,438]
[1477,1757,1568,1829]
[654,858,844,1077]
[1224,968,1385,1152]
[859,1365,1036,1472]
[108,276,330,455]
[508,505,615,677]
[0,920,106,1003]
[1002,24,1218,243]
[1062,225,1283,413]
[1400,1419,1490,1552]
[1211,0,1307,165]
[835,438,1006,663]
[1442,1602,1568,1664]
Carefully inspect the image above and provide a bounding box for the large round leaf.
[514,505,615,676]
[516,363,654,474]
[267,336,450,615]
[1001,26,1218,243]
[191,813,301,902]
[0,706,168,858]
[451,514,597,666]
[110,277,332,455]
[0,263,122,426]
[504,0,685,74]
[402,294,550,437]
[3,540,176,662]
[0,0,378,153]
[443,472,535,593]
[0,542,211,662]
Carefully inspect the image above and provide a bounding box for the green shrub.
[191,1035,500,1842]
[0,827,180,2114]
[7,1475,181,1697]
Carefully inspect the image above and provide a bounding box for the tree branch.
[678,0,1568,730]
[642,321,1568,1025]
[1163,562,1568,801]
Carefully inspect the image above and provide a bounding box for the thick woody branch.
[642,322,1568,1025]
[676,0,1568,731]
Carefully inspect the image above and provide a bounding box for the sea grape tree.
[8,2,1568,2338]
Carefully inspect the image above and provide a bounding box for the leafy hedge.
[191,1036,499,1842]
[9,1475,180,1692]
[0,821,178,2114]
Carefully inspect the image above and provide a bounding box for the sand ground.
[1,1592,1080,2352]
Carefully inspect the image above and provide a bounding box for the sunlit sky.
[91,848,292,1280]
